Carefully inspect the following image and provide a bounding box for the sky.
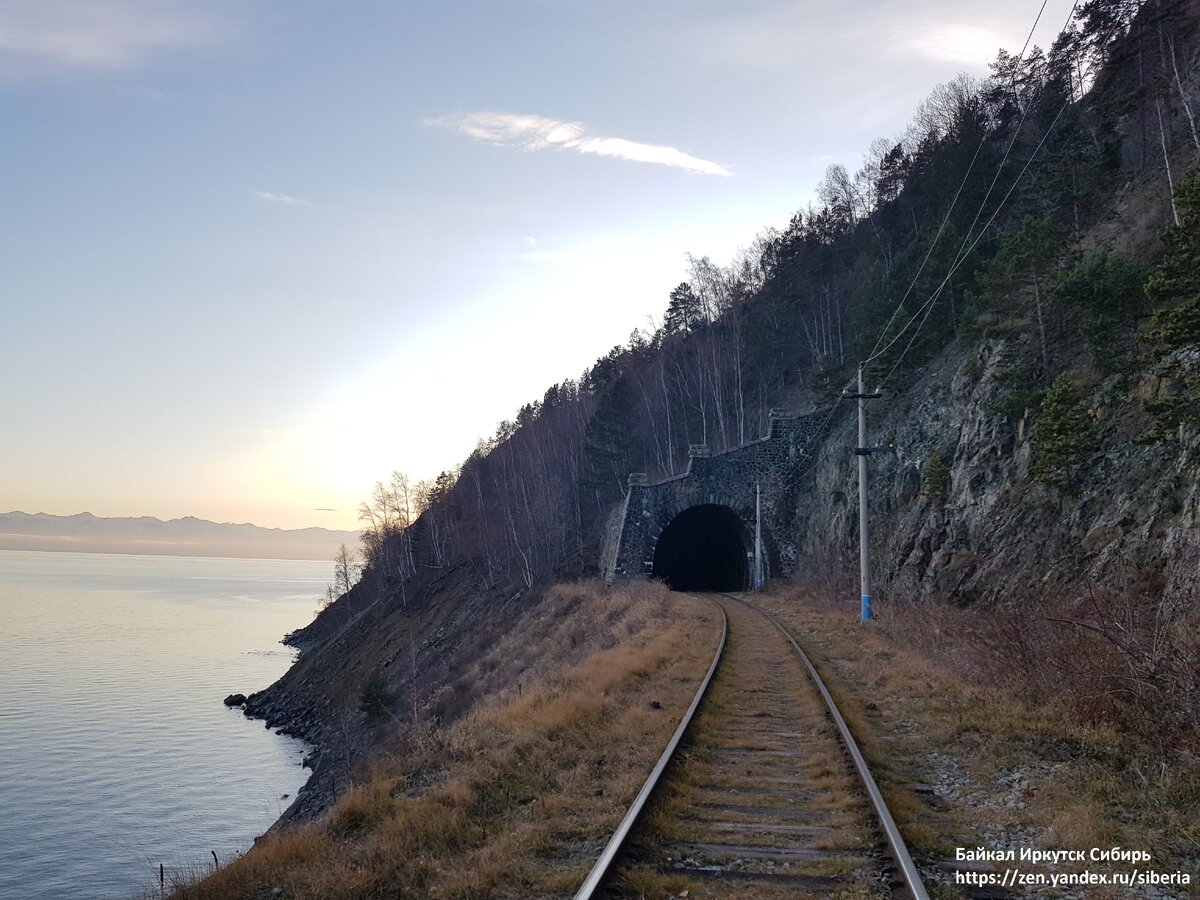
[1,0,1075,531]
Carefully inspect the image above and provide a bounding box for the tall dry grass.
[869,576,1200,754]
[767,580,1200,870]
[168,579,719,900]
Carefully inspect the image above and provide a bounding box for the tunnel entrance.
[651,504,750,591]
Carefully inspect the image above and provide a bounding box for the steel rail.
[572,596,728,900]
[733,594,930,900]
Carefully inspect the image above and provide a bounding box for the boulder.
[223,693,248,707]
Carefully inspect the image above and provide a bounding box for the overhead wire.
[789,0,1104,488]
[861,0,1056,370]
[779,373,859,490]
[781,39,1049,487]
[867,0,1126,395]
[877,94,1076,391]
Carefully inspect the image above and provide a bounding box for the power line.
[862,0,1060,369]
[791,1,1124,486]
[868,0,1142,394]
[830,0,1102,618]
[877,94,1075,391]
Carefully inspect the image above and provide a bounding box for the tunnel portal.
[651,504,750,591]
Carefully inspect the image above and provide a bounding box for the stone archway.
[650,503,751,591]
[601,410,825,585]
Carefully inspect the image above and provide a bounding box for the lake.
[0,550,327,899]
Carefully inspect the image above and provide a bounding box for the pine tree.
[1050,250,1148,373]
[664,282,704,335]
[921,455,951,501]
[358,674,394,724]
[581,375,635,498]
[1142,170,1200,441]
[1033,373,1095,492]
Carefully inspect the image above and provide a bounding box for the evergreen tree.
[1142,170,1200,441]
[581,375,636,498]
[359,674,395,724]
[981,215,1070,376]
[1033,373,1095,492]
[1050,250,1148,372]
[921,455,951,501]
[664,282,704,335]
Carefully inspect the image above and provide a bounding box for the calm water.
[0,550,327,900]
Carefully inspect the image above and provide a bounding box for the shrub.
[359,674,396,724]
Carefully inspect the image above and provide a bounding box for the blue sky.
[1,1,1073,530]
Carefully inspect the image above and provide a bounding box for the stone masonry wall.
[602,409,828,582]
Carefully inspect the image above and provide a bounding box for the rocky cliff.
[799,332,1199,610]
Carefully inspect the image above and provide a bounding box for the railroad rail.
[572,598,728,899]
[574,592,929,900]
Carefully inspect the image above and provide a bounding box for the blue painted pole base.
[861,594,873,621]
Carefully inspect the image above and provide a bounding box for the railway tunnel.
[650,504,751,591]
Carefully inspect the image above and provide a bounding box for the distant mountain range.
[0,511,360,561]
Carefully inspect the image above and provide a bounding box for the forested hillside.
[246,0,1200,818]
[341,0,1196,591]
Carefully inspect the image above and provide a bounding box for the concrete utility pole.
[846,364,882,621]
[754,482,764,590]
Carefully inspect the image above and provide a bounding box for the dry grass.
[168,580,722,900]
[881,577,1200,751]
[611,600,887,898]
[760,583,1200,889]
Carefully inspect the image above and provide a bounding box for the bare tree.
[333,543,360,596]
[1156,94,1182,227]
[1166,34,1200,153]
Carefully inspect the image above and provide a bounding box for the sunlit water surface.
[0,550,325,899]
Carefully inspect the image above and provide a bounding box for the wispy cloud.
[252,191,311,207]
[427,111,731,177]
[0,1,218,78]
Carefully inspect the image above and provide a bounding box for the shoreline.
[0,551,320,900]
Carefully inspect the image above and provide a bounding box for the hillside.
[0,511,359,561]
[227,0,1199,870]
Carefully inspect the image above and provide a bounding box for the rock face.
[793,338,1200,607]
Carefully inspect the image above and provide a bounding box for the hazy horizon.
[0,510,359,561]
[2,508,360,531]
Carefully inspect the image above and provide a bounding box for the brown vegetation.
[762,583,1200,890]
[167,582,721,899]
[613,599,886,898]
[858,572,1200,754]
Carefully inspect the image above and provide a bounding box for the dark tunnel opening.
[651,504,750,591]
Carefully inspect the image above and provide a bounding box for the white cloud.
[0,0,217,77]
[252,191,311,207]
[679,2,1072,79]
[427,111,731,177]
[911,24,1010,69]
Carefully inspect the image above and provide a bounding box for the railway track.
[575,592,929,900]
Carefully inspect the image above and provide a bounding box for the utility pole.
[754,482,764,590]
[846,364,882,621]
